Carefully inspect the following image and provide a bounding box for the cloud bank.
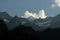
[51,0,60,8]
[21,9,47,19]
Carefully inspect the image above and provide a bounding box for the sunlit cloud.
[51,0,60,8]
[38,9,47,19]
[21,9,47,19]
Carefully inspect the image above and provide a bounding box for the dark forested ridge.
[0,19,60,40]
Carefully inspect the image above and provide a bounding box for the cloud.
[21,9,47,19]
[51,0,60,8]
[21,11,38,19]
[51,4,57,8]
[38,9,47,19]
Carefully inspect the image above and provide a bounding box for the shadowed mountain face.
[11,25,41,40]
[13,25,35,33]
[0,19,42,40]
[49,14,60,28]
[7,16,29,30]
[0,20,60,40]
[7,16,21,30]
[40,28,60,40]
[0,12,60,30]
[7,26,60,40]
[0,12,60,40]
[0,19,7,32]
[0,12,12,21]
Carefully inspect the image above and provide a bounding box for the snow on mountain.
[3,19,9,23]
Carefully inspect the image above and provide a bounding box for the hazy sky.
[0,0,60,17]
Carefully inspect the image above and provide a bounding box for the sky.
[0,0,60,17]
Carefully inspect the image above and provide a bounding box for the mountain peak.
[14,16,18,18]
[0,12,12,21]
[0,12,8,16]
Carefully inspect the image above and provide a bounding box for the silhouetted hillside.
[0,12,60,40]
[0,19,60,40]
[0,19,7,32]
[0,19,8,38]
[49,14,60,28]
[40,28,60,40]
[9,25,42,40]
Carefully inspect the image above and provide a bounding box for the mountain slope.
[0,19,7,32]
[7,16,20,30]
[50,14,60,28]
[0,12,13,23]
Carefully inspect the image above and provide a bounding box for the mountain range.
[0,12,60,40]
[0,12,60,32]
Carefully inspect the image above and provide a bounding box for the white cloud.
[51,0,60,8]
[21,11,38,19]
[51,4,57,8]
[38,9,47,19]
[21,9,47,19]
